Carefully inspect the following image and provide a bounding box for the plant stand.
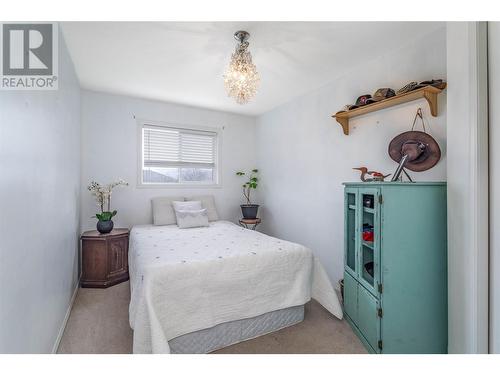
[239,218,261,230]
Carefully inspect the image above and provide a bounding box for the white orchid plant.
[87,179,128,221]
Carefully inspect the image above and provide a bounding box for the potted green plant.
[87,179,128,234]
[236,169,259,219]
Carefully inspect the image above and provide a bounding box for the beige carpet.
[57,281,366,354]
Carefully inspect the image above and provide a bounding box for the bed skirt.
[169,305,305,354]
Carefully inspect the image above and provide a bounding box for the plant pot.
[97,219,114,234]
[240,204,259,219]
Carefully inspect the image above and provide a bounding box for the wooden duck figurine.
[353,167,391,182]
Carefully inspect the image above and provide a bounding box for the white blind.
[143,125,216,168]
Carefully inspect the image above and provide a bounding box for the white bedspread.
[129,220,343,354]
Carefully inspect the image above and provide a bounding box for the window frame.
[137,119,222,188]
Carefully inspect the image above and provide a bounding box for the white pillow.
[175,208,209,229]
[151,196,184,225]
[172,200,202,212]
[184,195,219,221]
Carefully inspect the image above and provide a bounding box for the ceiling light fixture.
[223,30,260,105]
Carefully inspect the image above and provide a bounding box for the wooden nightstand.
[80,228,129,288]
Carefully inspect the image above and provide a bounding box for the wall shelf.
[332,85,446,135]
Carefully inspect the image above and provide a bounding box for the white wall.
[80,91,256,231]
[255,27,447,285]
[0,30,81,353]
[489,21,500,353]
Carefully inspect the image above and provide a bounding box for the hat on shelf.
[397,79,446,95]
[365,88,396,104]
[412,79,446,90]
[348,94,372,110]
[396,81,418,95]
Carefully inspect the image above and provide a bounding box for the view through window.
[141,123,218,185]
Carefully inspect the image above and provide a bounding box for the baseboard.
[52,278,80,354]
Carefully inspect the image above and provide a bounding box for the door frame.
[488,21,500,354]
[446,21,489,353]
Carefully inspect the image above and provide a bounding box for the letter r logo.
[2,24,53,75]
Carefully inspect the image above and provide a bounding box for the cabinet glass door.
[344,188,358,277]
[358,188,380,296]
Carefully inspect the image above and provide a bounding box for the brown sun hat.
[388,131,441,172]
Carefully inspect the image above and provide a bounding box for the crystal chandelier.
[223,30,260,105]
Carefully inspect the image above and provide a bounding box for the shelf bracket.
[423,90,438,117]
[336,117,349,135]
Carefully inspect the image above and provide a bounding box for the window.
[139,122,219,186]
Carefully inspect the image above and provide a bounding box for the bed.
[128,220,343,354]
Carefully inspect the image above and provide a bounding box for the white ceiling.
[61,22,445,116]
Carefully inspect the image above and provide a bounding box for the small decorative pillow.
[184,195,219,221]
[172,200,202,211]
[152,196,184,225]
[175,208,210,229]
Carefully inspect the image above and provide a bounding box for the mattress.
[169,305,304,354]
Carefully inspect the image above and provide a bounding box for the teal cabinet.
[343,182,447,354]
